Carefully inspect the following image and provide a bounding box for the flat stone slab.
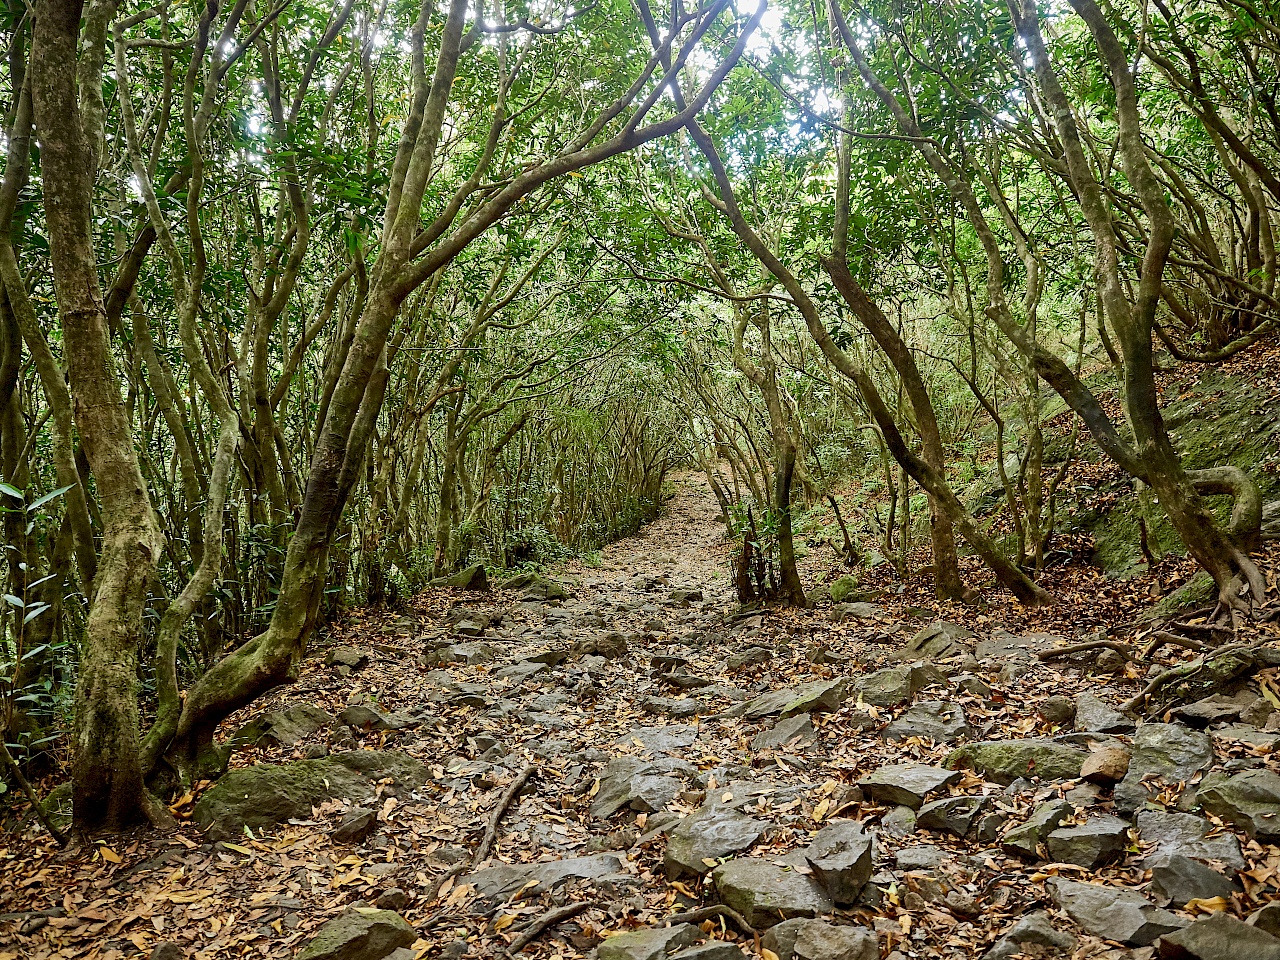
[946,739,1087,785]
[1045,815,1129,868]
[753,714,817,752]
[883,701,972,744]
[597,923,701,960]
[742,679,849,720]
[712,858,834,929]
[762,918,878,960]
[1197,768,1280,843]
[1074,692,1135,734]
[1049,878,1186,945]
[620,724,699,756]
[470,853,626,901]
[1137,809,1245,871]
[1116,723,1214,813]
[1157,911,1280,960]
[665,803,771,880]
[592,757,695,818]
[859,763,960,809]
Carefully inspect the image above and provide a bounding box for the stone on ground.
[1156,910,1280,960]
[669,943,743,960]
[712,858,834,928]
[753,714,817,752]
[469,853,626,901]
[1150,854,1238,907]
[1115,723,1214,813]
[762,917,878,960]
[900,621,975,661]
[429,563,489,590]
[883,701,972,744]
[233,703,331,748]
[1081,742,1132,784]
[596,923,701,960]
[855,664,944,708]
[1045,815,1130,868]
[742,678,849,719]
[664,803,771,880]
[803,820,874,904]
[1196,769,1280,843]
[1074,692,1136,734]
[591,757,692,818]
[1049,878,1186,945]
[621,724,699,756]
[1002,799,1073,859]
[1137,810,1246,871]
[916,795,986,838]
[296,908,415,960]
[945,739,1087,785]
[192,750,428,841]
[858,763,961,809]
[983,911,1077,960]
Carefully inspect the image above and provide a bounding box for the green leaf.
[0,482,22,500]
[27,485,73,512]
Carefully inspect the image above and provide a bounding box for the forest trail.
[6,478,1280,960]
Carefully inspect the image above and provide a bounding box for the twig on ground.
[505,901,591,954]
[665,903,757,936]
[1036,639,1141,663]
[475,762,538,865]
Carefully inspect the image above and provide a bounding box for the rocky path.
[7,476,1280,960]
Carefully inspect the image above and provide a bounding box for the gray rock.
[669,943,743,960]
[1196,768,1280,842]
[501,572,571,601]
[1046,815,1129,868]
[1156,911,1280,960]
[830,603,884,623]
[856,664,945,708]
[471,854,626,901]
[1049,878,1186,945]
[149,944,184,960]
[803,820,873,904]
[742,679,850,720]
[1137,810,1245,871]
[753,714,817,752]
[770,918,877,960]
[596,923,701,960]
[621,724,699,756]
[976,632,1061,661]
[1001,800,1072,859]
[953,674,993,699]
[375,888,408,911]
[493,661,549,682]
[1075,693,1136,734]
[895,844,946,870]
[233,703,332,748]
[192,751,429,841]
[880,806,916,837]
[983,910,1077,960]
[1150,854,1238,907]
[332,807,378,844]
[665,803,770,880]
[1211,724,1280,751]
[712,858,834,928]
[901,621,975,661]
[296,908,415,960]
[1173,695,1248,729]
[592,757,693,818]
[727,646,773,670]
[1081,742,1132,785]
[1249,902,1280,937]
[643,696,703,719]
[858,763,961,809]
[883,701,972,744]
[946,739,1088,786]
[326,646,369,669]
[430,563,489,590]
[1116,724,1214,813]
[1040,697,1077,727]
[338,704,418,733]
[916,795,986,838]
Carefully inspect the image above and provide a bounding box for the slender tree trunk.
[32,0,165,832]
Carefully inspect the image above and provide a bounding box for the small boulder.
[1137,810,1245,871]
[946,739,1087,786]
[763,917,878,960]
[1156,910,1280,960]
[883,701,972,744]
[1074,692,1136,734]
[1196,768,1280,843]
[1150,854,1238,908]
[1115,724,1214,814]
[1001,800,1071,859]
[983,911,1077,960]
[1049,878,1185,945]
[664,803,770,880]
[233,702,332,749]
[742,679,849,720]
[753,714,818,752]
[859,763,960,809]
[1039,697,1076,727]
[597,923,701,960]
[803,820,874,904]
[712,859,834,929]
[1045,815,1129,868]
[916,795,986,838]
[332,807,378,844]
[296,908,415,960]
[430,564,489,591]
[1081,742,1132,785]
[900,621,975,661]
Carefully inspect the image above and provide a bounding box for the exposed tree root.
[505,902,591,955]
[1036,639,1141,662]
[665,903,757,937]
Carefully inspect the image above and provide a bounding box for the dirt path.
[7,479,1280,960]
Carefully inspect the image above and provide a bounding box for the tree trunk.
[31,0,165,832]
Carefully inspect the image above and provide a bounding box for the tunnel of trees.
[1,0,1277,838]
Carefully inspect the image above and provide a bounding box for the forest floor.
[3,474,1280,960]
